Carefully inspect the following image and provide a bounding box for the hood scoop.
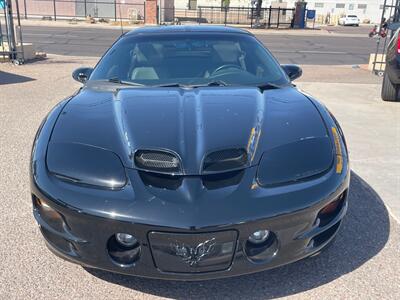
[135,148,249,175]
[202,148,248,174]
[134,150,182,174]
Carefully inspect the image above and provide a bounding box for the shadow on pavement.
[86,172,390,299]
[0,71,35,85]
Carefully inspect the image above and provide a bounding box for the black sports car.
[31,26,350,280]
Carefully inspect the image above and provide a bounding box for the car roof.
[125,25,252,36]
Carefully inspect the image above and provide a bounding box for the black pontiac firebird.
[31,26,350,280]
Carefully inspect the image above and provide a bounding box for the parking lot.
[0,23,399,299]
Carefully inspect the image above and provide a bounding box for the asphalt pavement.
[20,24,378,65]
[320,24,372,35]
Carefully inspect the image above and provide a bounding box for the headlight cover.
[46,142,127,189]
[256,137,333,186]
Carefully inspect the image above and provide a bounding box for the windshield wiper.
[108,77,143,86]
[257,82,282,91]
[205,80,228,87]
[156,83,185,88]
[190,80,228,88]
[156,81,228,88]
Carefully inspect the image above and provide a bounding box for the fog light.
[249,229,270,244]
[115,233,138,247]
[108,234,141,266]
[245,231,278,263]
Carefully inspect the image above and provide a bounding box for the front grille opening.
[139,171,183,190]
[203,148,248,173]
[41,227,72,253]
[313,221,341,247]
[135,150,181,173]
[202,169,244,190]
[318,190,347,227]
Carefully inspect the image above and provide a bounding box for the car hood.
[50,85,330,175]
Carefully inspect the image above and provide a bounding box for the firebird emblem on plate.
[171,238,216,266]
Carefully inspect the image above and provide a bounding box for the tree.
[222,0,230,8]
[256,0,262,17]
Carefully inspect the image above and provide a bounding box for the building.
[13,0,146,21]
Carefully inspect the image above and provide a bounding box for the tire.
[381,72,400,101]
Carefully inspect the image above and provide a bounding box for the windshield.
[90,33,289,87]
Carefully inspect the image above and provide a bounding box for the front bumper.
[31,169,349,280]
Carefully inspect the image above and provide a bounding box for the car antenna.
[119,0,125,35]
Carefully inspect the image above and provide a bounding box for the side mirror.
[281,64,302,81]
[72,67,93,83]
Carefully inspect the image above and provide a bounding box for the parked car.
[339,15,360,26]
[382,27,400,101]
[30,26,350,280]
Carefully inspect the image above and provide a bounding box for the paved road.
[320,25,372,35]
[21,25,378,65]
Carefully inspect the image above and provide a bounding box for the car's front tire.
[381,72,399,101]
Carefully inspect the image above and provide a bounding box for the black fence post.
[23,0,27,19]
[198,7,201,24]
[84,0,87,17]
[53,0,56,21]
[277,7,280,28]
[267,6,271,28]
[250,7,253,28]
[114,0,117,22]
[143,2,146,23]
[224,7,227,26]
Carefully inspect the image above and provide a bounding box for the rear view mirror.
[72,67,93,83]
[281,64,302,81]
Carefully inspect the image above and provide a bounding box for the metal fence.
[13,0,145,22]
[161,6,295,28]
[1,0,24,63]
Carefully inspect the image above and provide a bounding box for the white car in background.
[339,15,360,26]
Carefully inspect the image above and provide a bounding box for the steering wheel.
[210,64,243,77]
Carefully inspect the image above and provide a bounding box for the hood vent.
[134,150,182,174]
[203,148,248,174]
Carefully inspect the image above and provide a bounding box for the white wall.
[304,0,384,23]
